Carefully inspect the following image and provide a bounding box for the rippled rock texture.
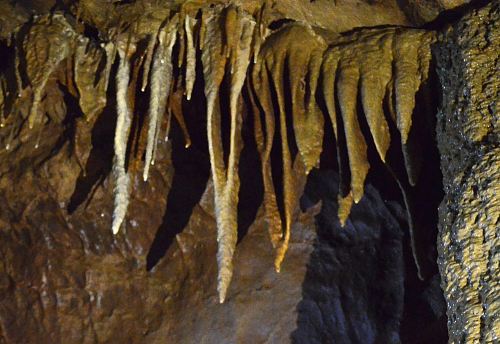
[435,2,499,342]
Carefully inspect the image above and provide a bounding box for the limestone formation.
[435,2,499,342]
[0,2,437,304]
[0,1,496,342]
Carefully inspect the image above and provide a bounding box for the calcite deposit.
[0,0,496,343]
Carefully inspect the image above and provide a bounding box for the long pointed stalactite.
[143,18,178,182]
[112,48,133,235]
[250,58,283,250]
[0,4,437,302]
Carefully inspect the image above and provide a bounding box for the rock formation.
[0,0,496,343]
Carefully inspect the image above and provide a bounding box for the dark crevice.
[268,18,295,31]
[0,42,18,121]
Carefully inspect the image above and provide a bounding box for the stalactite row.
[320,28,435,223]
[1,5,436,303]
[252,23,327,272]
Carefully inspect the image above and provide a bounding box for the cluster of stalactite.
[0,4,435,303]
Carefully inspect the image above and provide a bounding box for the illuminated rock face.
[0,1,496,343]
[435,2,499,342]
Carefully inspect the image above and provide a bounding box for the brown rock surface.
[0,125,443,343]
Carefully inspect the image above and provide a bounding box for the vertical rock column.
[435,2,499,343]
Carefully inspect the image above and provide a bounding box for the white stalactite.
[185,15,197,100]
[103,42,116,95]
[143,20,178,182]
[141,30,159,92]
[112,49,133,235]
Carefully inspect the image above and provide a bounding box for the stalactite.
[74,37,109,123]
[14,43,23,97]
[272,55,295,273]
[201,6,258,303]
[177,12,187,70]
[3,3,440,303]
[255,31,296,272]
[336,58,369,204]
[252,29,262,64]
[141,30,159,92]
[201,7,234,303]
[401,30,435,186]
[251,61,283,249]
[143,19,178,182]
[24,14,75,129]
[112,49,133,235]
[319,28,435,224]
[224,6,239,68]
[321,49,353,226]
[286,25,326,174]
[359,32,393,162]
[397,176,425,279]
[102,42,116,95]
[252,6,264,64]
[394,32,421,146]
[199,10,207,51]
[184,15,197,100]
[337,193,354,226]
[252,23,330,270]
[218,12,253,298]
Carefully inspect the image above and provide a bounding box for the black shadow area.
[292,170,407,344]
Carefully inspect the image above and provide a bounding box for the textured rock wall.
[435,2,499,342]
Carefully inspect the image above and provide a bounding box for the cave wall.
[0,0,497,343]
[435,2,499,342]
